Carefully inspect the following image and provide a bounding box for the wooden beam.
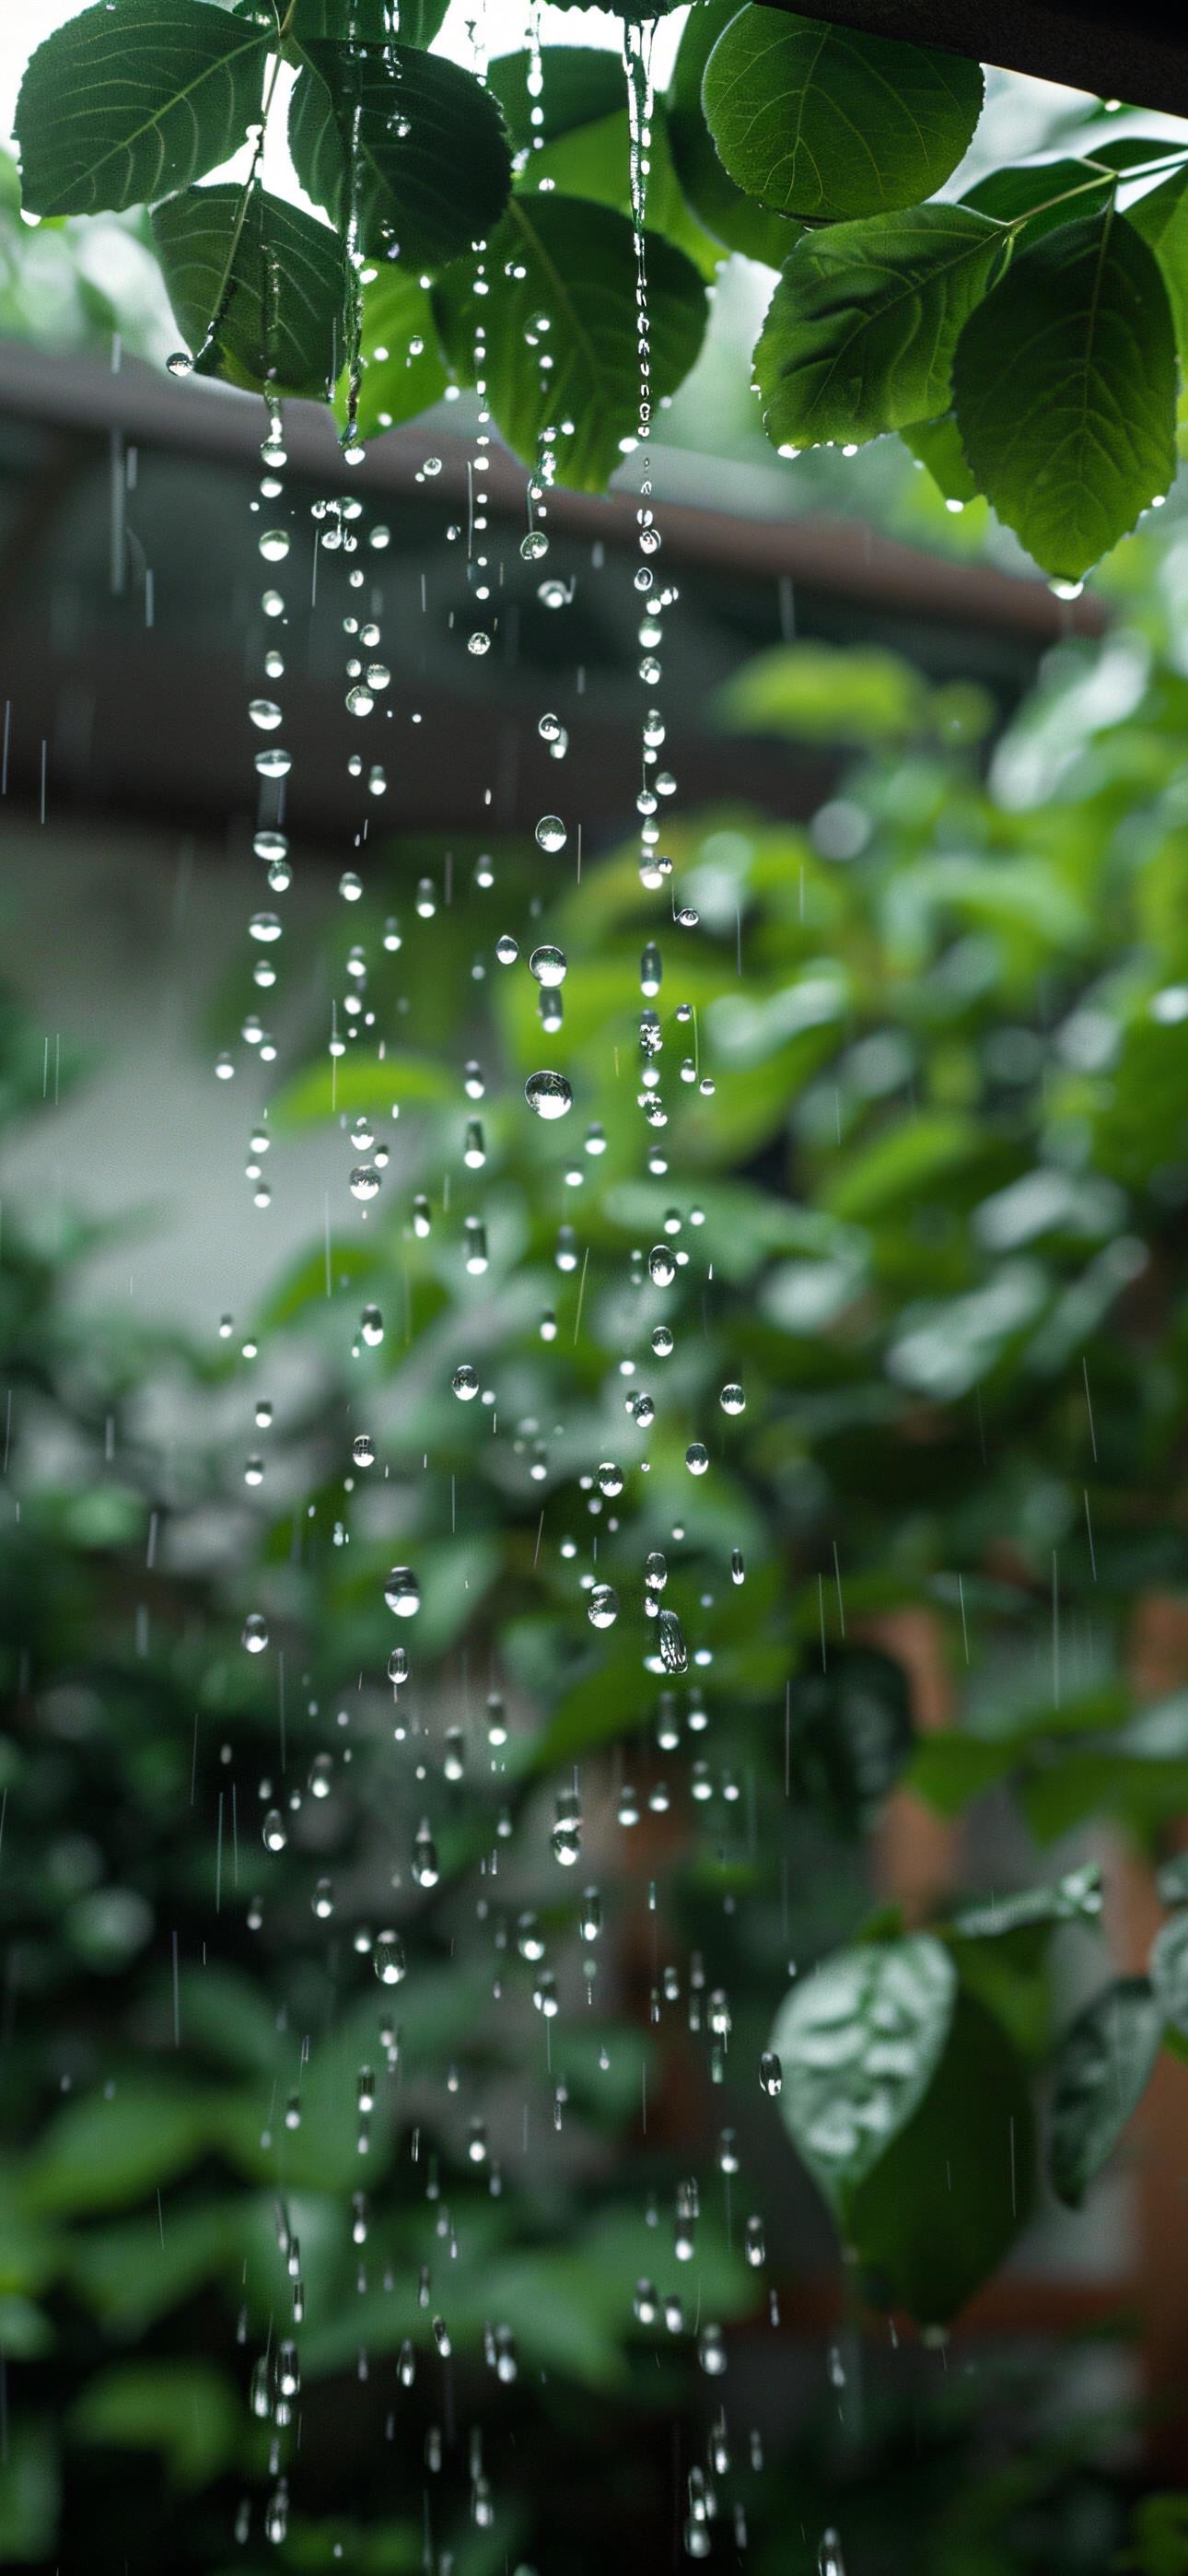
[0,341,1108,643]
[755,0,1188,121]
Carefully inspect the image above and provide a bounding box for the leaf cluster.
[14,0,1188,564]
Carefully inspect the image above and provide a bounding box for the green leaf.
[72,2360,239,2488]
[1123,2494,1188,2576]
[754,204,1007,451]
[1049,1976,1163,2207]
[337,264,447,439]
[702,6,984,222]
[70,2203,243,2332]
[952,210,1178,582]
[434,195,708,492]
[772,1931,957,2204]
[718,638,926,741]
[962,158,1114,246]
[901,409,977,502]
[268,1048,453,1130]
[24,2081,212,2214]
[289,41,511,270]
[1150,1910,1188,2035]
[151,182,346,396]
[848,1991,1033,2321]
[1129,164,1188,370]
[286,0,448,41]
[668,0,800,264]
[519,105,724,282]
[488,47,624,153]
[15,0,267,218]
[0,2419,58,2562]
[786,1646,914,1830]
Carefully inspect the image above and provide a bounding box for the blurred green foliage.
[8,585,1188,2570]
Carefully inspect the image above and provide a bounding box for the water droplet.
[385,1567,421,1619]
[684,1443,708,1477]
[242,1612,269,1654]
[588,1583,619,1629]
[452,1364,480,1400]
[759,2049,783,2097]
[468,631,492,657]
[720,1382,745,1414]
[259,529,290,562]
[349,1164,381,1201]
[166,349,192,377]
[535,814,566,854]
[248,698,283,732]
[520,529,549,561]
[658,1608,688,1674]
[375,1930,406,1985]
[525,1070,572,1120]
[530,943,566,986]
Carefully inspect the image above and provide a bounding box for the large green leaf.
[72,2361,239,2488]
[338,263,447,437]
[151,181,346,396]
[702,6,984,222]
[1049,1976,1163,2207]
[668,0,800,264]
[15,0,267,218]
[1129,164,1188,371]
[488,47,625,153]
[23,2081,213,2214]
[434,194,708,492]
[755,204,1007,451]
[952,210,1178,581]
[771,1932,956,2204]
[289,41,511,270]
[848,1991,1033,2321]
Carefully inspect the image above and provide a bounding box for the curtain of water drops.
[207,6,831,2570]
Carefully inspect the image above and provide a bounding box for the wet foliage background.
[6,512,1188,2571]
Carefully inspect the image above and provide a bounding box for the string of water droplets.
[199,9,852,2566]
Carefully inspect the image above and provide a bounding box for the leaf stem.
[193,2,297,370]
[996,146,1188,239]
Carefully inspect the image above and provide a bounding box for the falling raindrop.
[525,1071,573,1120]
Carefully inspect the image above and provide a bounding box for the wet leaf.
[434,195,708,492]
[289,41,511,270]
[1049,1976,1163,2207]
[849,1992,1033,2320]
[755,205,1007,451]
[772,1931,956,2202]
[667,0,800,264]
[16,0,268,217]
[952,211,1177,581]
[151,182,346,396]
[702,6,983,221]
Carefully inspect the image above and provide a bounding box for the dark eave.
[756,0,1188,121]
